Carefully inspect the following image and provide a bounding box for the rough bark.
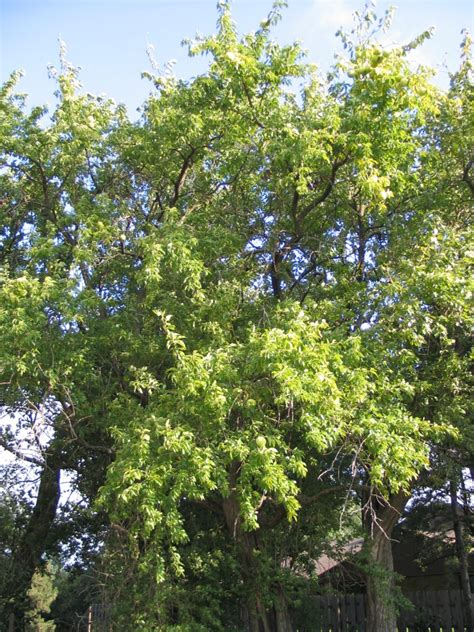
[5,454,61,627]
[450,478,474,632]
[222,484,293,632]
[366,528,397,632]
[222,494,270,632]
[273,584,294,632]
[364,491,408,632]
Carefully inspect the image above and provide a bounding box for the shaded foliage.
[0,3,472,630]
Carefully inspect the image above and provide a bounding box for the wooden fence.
[80,589,470,631]
[297,589,471,631]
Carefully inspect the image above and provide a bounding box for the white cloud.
[315,0,355,30]
[281,0,357,67]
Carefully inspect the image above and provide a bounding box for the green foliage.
[25,564,58,632]
[0,2,472,628]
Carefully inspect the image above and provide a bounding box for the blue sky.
[1,0,473,117]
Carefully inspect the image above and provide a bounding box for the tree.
[1,3,472,630]
[24,563,58,632]
[0,463,33,625]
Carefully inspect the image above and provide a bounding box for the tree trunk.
[5,455,61,627]
[273,584,293,632]
[364,491,408,632]
[450,478,474,632]
[222,495,270,631]
[222,490,293,632]
[366,527,397,632]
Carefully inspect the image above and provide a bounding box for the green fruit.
[256,436,266,449]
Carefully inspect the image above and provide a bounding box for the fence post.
[87,605,93,632]
[8,613,14,632]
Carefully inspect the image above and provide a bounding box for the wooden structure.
[297,589,471,631]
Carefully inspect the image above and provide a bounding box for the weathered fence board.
[303,589,471,631]
[80,588,470,631]
[354,593,365,630]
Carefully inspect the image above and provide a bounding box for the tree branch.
[0,436,44,467]
[298,156,349,222]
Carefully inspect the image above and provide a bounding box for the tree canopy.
[0,3,472,631]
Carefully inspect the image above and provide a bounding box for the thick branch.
[170,148,197,206]
[462,157,474,195]
[0,435,44,467]
[298,156,349,222]
[260,486,345,529]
